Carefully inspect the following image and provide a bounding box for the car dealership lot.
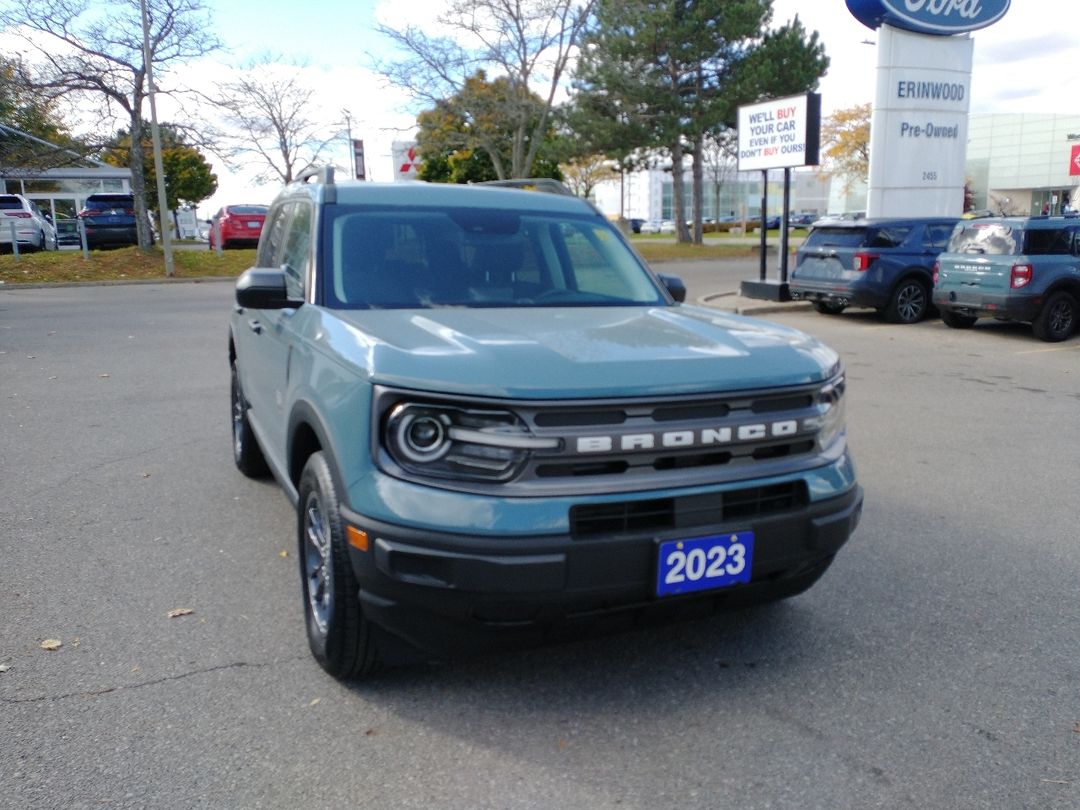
[1,279,1078,809]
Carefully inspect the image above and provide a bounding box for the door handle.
[247,319,263,335]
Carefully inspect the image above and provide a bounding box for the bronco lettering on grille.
[576,420,801,454]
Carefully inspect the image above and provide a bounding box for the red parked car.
[208,204,267,249]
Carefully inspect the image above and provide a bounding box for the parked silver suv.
[0,193,57,252]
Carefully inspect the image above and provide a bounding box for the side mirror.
[235,268,301,310]
[658,273,686,303]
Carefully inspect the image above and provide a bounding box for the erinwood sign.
[736,93,821,173]
[848,0,1011,218]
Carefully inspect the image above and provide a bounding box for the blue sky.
[187,0,1079,213]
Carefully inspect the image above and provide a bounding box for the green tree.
[0,56,86,169]
[571,1,827,243]
[0,0,221,251]
[378,0,594,179]
[103,124,218,212]
[416,72,563,183]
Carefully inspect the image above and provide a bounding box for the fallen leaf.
[309,697,321,707]
[364,728,378,736]
[71,637,80,647]
[1074,723,1080,733]
[0,663,11,673]
[40,639,62,651]
[131,665,140,673]
[166,608,194,618]
[279,550,289,558]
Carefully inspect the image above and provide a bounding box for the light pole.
[139,0,174,277]
[342,109,355,180]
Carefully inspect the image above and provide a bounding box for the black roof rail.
[296,166,335,185]
[476,178,574,196]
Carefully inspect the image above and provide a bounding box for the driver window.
[281,203,311,300]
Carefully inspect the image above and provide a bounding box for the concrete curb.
[700,291,815,316]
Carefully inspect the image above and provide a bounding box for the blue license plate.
[656,531,754,597]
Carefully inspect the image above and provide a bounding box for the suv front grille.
[374,380,840,498]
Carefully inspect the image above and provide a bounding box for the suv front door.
[235,201,312,456]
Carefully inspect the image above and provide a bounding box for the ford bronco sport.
[933,216,1080,341]
[228,168,863,679]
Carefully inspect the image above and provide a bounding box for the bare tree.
[376,0,595,179]
[559,152,617,198]
[0,0,221,250]
[702,129,738,222]
[207,56,336,185]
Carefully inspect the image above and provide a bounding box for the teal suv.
[934,216,1080,341]
[228,170,863,679]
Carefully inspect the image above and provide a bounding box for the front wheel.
[231,363,269,477]
[299,452,379,680]
[941,310,978,329]
[883,279,930,324]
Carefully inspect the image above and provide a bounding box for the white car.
[0,194,57,252]
[639,220,662,234]
[659,220,676,234]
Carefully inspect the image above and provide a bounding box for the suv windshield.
[321,206,665,309]
[948,223,1021,255]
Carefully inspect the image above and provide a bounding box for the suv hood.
[320,305,839,398]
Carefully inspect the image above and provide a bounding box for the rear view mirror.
[235,268,302,310]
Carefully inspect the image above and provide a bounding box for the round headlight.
[389,407,452,463]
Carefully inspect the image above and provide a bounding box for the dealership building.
[591,111,1080,224]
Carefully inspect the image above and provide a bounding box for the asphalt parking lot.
[2,273,1078,809]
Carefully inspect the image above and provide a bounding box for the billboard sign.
[846,0,1010,35]
[737,93,821,172]
[1070,145,1080,178]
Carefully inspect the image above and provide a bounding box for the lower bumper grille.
[569,481,808,539]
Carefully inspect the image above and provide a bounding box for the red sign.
[1070,144,1080,177]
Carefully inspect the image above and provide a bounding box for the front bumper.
[341,484,863,656]
[933,288,1042,323]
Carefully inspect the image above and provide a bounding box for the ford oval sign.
[846,0,1010,35]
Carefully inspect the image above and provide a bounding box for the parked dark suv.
[933,216,1080,341]
[78,193,141,248]
[790,217,959,324]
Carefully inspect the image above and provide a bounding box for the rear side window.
[923,224,955,250]
[803,227,867,249]
[1024,227,1073,255]
[948,223,1020,255]
[865,226,912,248]
[0,196,25,210]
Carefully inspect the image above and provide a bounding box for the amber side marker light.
[347,526,369,552]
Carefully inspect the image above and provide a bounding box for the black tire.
[298,452,378,680]
[813,301,846,315]
[231,363,270,477]
[883,278,930,324]
[941,310,977,329]
[1032,291,1077,342]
